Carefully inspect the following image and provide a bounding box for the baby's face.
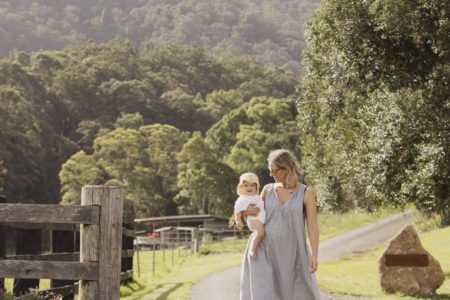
[242,181,258,195]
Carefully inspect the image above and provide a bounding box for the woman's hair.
[236,172,260,196]
[267,149,302,187]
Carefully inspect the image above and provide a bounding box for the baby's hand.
[236,221,243,231]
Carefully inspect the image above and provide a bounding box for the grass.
[318,206,401,241]
[2,207,429,299]
[121,207,407,299]
[120,249,243,300]
[2,279,50,298]
[120,235,250,299]
[317,214,450,299]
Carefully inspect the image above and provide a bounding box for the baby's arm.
[235,211,244,230]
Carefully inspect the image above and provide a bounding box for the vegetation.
[317,225,450,299]
[120,208,419,299]
[298,0,450,223]
[0,0,318,73]
[318,207,400,241]
[120,249,243,300]
[0,40,296,217]
[0,0,449,222]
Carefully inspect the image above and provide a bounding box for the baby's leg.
[247,220,265,259]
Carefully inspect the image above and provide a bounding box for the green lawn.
[317,225,450,299]
[318,207,401,241]
[121,207,408,299]
[120,249,243,300]
[2,207,433,300]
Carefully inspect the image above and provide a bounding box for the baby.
[234,172,266,259]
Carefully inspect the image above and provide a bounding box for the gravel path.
[190,210,413,300]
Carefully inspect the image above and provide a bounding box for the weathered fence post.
[0,195,5,293]
[121,205,134,284]
[79,186,123,300]
[191,228,199,253]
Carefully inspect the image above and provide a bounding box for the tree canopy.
[0,39,298,217]
[298,0,450,223]
[1,1,448,223]
[0,0,318,73]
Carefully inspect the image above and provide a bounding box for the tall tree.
[176,132,237,215]
[207,97,300,186]
[60,122,187,217]
[299,0,450,222]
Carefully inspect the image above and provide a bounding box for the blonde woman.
[234,172,266,259]
[240,149,321,300]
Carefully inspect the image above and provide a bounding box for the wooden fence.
[0,186,126,300]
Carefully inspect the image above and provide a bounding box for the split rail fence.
[0,186,128,300]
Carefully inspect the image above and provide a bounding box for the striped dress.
[240,183,321,300]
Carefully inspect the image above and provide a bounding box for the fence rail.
[0,204,99,224]
[0,186,125,300]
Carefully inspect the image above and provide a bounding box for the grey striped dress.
[240,183,321,300]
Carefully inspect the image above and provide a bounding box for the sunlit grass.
[121,208,407,299]
[120,249,243,300]
[2,208,428,299]
[318,206,403,241]
[2,279,50,298]
[317,225,450,299]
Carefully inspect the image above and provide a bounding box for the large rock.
[378,225,445,296]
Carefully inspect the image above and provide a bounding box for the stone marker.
[379,224,445,296]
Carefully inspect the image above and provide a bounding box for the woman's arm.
[241,184,269,217]
[260,184,268,201]
[304,187,319,273]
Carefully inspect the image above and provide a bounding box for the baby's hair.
[236,172,260,196]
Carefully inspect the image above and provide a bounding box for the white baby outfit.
[234,195,266,224]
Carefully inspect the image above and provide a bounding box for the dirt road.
[190,210,413,300]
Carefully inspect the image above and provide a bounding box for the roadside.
[190,210,413,300]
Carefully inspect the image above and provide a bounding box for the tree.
[60,123,187,217]
[176,133,237,215]
[298,0,450,222]
[59,150,105,205]
[206,97,300,186]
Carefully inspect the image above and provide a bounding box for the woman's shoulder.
[260,183,274,201]
[303,184,314,194]
[303,185,316,204]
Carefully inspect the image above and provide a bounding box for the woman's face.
[268,162,286,182]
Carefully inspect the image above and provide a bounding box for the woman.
[240,149,321,300]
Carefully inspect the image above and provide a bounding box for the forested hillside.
[0,0,318,73]
[0,0,448,223]
[0,39,298,217]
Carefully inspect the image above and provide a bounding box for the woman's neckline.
[273,182,302,206]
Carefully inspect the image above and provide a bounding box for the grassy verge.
[121,207,406,299]
[318,206,401,241]
[1,207,417,299]
[120,250,243,300]
[317,213,449,299]
[2,279,50,298]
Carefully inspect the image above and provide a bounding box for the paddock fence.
[0,186,129,300]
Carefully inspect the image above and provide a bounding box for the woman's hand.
[243,203,260,217]
[310,256,318,273]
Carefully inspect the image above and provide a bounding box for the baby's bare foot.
[249,251,257,259]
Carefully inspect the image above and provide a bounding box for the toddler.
[234,172,266,259]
